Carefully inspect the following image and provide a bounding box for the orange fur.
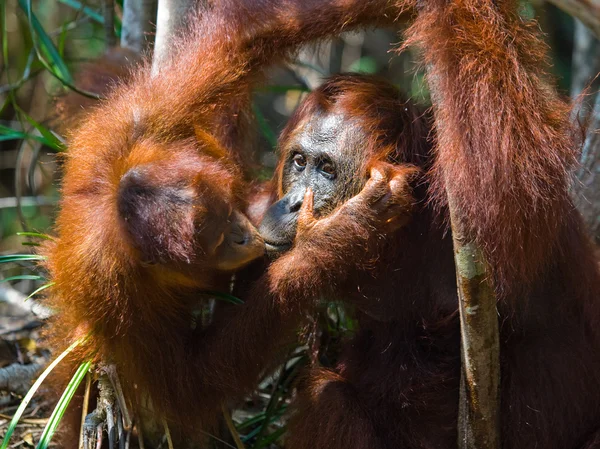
[189,1,600,446]
[42,0,406,439]
[43,1,600,447]
[405,0,582,297]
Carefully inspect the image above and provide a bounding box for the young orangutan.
[42,0,406,440]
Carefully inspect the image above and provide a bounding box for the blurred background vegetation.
[0,0,599,447]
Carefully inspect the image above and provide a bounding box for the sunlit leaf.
[36,361,91,449]
[0,275,45,284]
[26,282,54,300]
[0,254,45,264]
[17,232,53,240]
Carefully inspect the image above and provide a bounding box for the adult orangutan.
[193,1,600,447]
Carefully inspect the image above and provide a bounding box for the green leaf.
[16,232,53,240]
[253,426,286,449]
[26,282,54,300]
[241,405,287,442]
[0,340,82,449]
[0,124,57,146]
[237,412,267,431]
[57,22,68,58]
[18,0,74,84]
[56,0,121,37]
[253,104,277,149]
[56,0,103,24]
[0,124,27,139]
[0,254,45,264]
[36,361,91,449]
[201,290,244,305]
[21,242,41,247]
[15,106,64,151]
[0,275,45,284]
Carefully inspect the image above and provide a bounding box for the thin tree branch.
[573,94,600,241]
[152,0,206,75]
[0,358,49,396]
[426,71,501,449]
[121,0,157,53]
[571,20,600,101]
[451,207,501,449]
[545,0,600,39]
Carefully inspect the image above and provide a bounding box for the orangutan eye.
[320,162,335,177]
[292,153,307,170]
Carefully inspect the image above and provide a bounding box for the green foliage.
[18,0,74,84]
[201,290,245,305]
[0,274,45,283]
[36,361,91,449]
[0,254,45,264]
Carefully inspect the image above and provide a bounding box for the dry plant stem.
[105,365,132,430]
[161,419,173,449]
[124,423,132,449]
[117,409,124,449]
[0,285,52,319]
[137,418,146,449]
[121,0,157,52]
[546,0,600,38]
[0,413,47,425]
[221,405,246,449]
[79,371,92,449]
[84,374,117,449]
[449,203,500,449]
[96,425,103,449]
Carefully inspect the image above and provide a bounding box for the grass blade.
[16,106,64,151]
[18,0,73,84]
[201,290,244,305]
[0,124,57,146]
[252,104,277,149]
[0,255,45,264]
[26,282,54,300]
[57,0,103,23]
[17,232,53,241]
[36,360,91,449]
[0,275,45,284]
[0,340,82,449]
